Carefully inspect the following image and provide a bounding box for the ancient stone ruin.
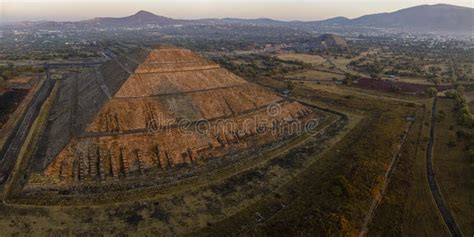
[33,46,321,185]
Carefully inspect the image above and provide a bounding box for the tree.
[425,87,438,97]
[369,72,379,80]
[390,84,401,92]
[456,85,465,94]
[1,69,14,80]
[432,78,441,85]
[287,81,295,91]
[343,73,358,85]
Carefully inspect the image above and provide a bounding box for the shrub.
[287,81,295,91]
[425,87,438,97]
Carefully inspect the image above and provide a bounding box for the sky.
[1,0,473,22]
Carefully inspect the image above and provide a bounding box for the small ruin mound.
[317,34,348,48]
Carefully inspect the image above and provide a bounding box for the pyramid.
[37,46,320,183]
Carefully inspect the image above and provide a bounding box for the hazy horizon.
[1,0,473,23]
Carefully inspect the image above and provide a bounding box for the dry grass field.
[387,77,439,85]
[433,98,474,236]
[276,53,327,65]
[199,76,440,236]
[368,98,448,236]
[328,56,353,71]
[285,69,344,81]
[464,90,474,103]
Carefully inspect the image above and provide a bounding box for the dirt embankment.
[0,89,29,129]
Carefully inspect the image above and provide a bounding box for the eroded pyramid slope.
[37,46,321,184]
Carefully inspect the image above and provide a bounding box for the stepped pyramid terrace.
[30,46,324,187]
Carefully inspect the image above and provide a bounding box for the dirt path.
[358,120,414,236]
[427,97,463,237]
[319,55,346,75]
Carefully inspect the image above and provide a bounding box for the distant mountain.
[175,4,473,32]
[215,4,474,32]
[4,4,472,34]
[81,10,184,27]
[306,17,350,26]
[348,4,474,31]
[201,17,289,27]
[231,18,285,26]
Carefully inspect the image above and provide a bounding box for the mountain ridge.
[81,10,185,27]
[349,4,474,31]
[80,4,474,32]
[7,4,474,33]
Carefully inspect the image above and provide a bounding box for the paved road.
[427,97,463,237]
[0,71,55,190]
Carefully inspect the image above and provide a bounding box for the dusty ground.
[7,76,33,84]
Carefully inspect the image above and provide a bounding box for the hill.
[81,10,183,27]
[349,4,474,31]
[5,4,472,34]
[81,4,473,32]
[316,34,347,48]
[305,17,350,26]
